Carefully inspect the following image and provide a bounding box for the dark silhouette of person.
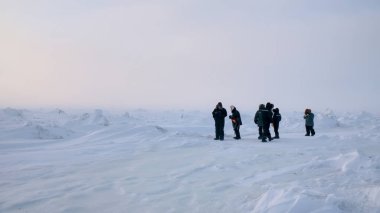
[229,105,242,140]
[212,102,227,140]
[254,104,265,139]
[272,108,282,139]
[261,102,274,142]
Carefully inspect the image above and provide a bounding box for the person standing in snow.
[212,102,227,141]
[304,108,315,136]
[254,104,265,139]
[261,102,274,142]
[229,105,242,140]
[272,108,281,139]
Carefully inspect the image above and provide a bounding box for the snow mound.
[0,108,75,140]
[316,109,341,128]
[23,122,74,139]
[0,108,27,126]
[1,107,25,118]
[71,109,110,127]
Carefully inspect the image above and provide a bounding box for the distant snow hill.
[0,108,379,212]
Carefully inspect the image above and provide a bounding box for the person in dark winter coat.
[254,104,265,139]
[272,108,281,139]
[212,102,227,140]
[229,105,242,140]
[304,108,315,136]
[261,102,274,142]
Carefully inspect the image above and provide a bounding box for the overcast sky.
[1,0,379,112]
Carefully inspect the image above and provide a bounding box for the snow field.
[0,108,379,212]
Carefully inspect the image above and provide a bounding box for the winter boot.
[311,129,315,136]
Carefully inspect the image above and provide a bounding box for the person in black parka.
[272,108,281,139]
[254,104,265,139]
[229,105,242,140]
[212,102,227,140]
[261,102,274,142]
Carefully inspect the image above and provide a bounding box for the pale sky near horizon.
[1,0,379,112]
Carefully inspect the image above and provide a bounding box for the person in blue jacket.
[304,108,315,136]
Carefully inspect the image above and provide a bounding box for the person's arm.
[270,112,274,123]
[212,109,217,118]
[237,111,242,125]
[254,111,259,124]
[310,113,314,120]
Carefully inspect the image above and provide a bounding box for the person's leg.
[214,121,220,140]
[220,121,225,140]
[262,125,269,142]
[233,123,238,139]
[311,126,315,136]
[305,125,311,136]
[267,124,272,141]
[274,123,279,138]
[258,126,263,139]
[214,122,219,139]
[235,125,241,139]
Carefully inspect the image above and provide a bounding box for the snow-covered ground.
[0,108,379,213]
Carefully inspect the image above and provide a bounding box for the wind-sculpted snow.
[0,108,379,212]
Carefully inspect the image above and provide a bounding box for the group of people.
[212,102,241,141]
[212,102,316,142]
[254,102,281,142]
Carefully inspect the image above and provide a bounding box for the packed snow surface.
[1,108,380,213]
